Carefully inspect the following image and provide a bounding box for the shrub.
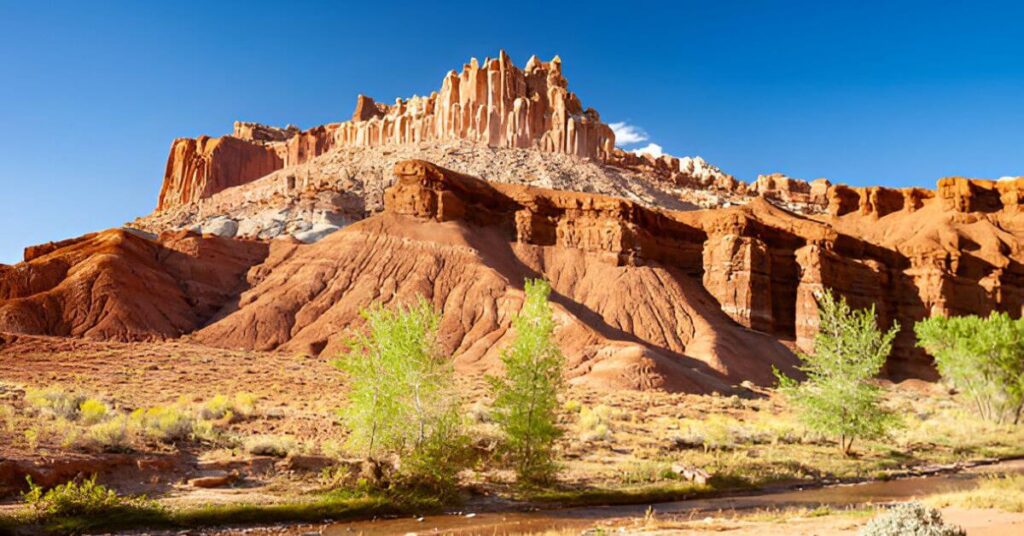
[700,414,738,452]
[775,289,900,455]
[465,401,491,424]
[399,413,474,498]
[916,313,1024,424]
[78,399,109,426]
[86,415,132,451]
[52,419,82,449]
[25,387,85,421]
[137,405,193,442]
[0,403,16,432]
[859,501,964,536]
[577,405,616,443]
[198,394,233,420]
[24,427,40,451]
[232,392,258,417]
[620,461,678,484]
[488,279,566,483]
[23,475,157,518]
[562,399,582,413]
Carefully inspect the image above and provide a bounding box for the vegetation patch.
[927,473,1024,513]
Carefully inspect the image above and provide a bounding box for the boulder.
[293,224,341,244]
[188,470,238,488]
[201,217,238,238]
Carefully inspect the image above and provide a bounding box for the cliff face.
[156,136,284,212]
[364,161,1024,380]
[154,51,615,213]
[333,52,614,159]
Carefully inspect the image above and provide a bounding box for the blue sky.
[2,1,1023,264]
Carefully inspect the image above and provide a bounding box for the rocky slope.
[0,230,268,340]
[192,160,801,392]
[9,160,1024,389]
[133,141,758,241]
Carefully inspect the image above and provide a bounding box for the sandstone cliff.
[156,136,284,212]
[155,51,615,213]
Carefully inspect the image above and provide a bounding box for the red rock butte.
[156,51,615,212]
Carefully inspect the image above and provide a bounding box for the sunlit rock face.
[155,51,615,213]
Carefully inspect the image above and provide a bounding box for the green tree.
[488,279,565,483]
[333,297,468,493]
[915,312,1024,424]
[775,289,900,456]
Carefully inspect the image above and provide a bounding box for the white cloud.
[609,122,648,146]
[631,143,664,157]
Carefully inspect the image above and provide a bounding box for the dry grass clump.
[576,404,624,443]
[85,416,132,450]
[198,392,258,421]
[243,435,298,457]
[618,460,680,484]
[673,413,803,453]
[927,473,1024,513]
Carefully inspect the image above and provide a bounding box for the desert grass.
[926,473,1024,512]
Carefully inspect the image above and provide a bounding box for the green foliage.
[775,289,900,456]
[488,279,565,483]
[333,297,469,494]
[23,475,158,519]
[916,312,1024,424]
[859,501,964,536]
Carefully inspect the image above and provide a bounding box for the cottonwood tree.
[775,289,900,456]
[333,297,467,493]
[488,279,565,483]
[916,312,1024,424]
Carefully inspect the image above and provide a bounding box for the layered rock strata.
[0,230,268,340]
[8,161,1024,387]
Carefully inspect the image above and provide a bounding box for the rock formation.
[9,48,1024,393]
[751,173,831,213]
[8,160,1024,387]
[195,162,1024,381]
[0,229,268,340]
[156,136,285,212]
[155,51,615,213]
[333,52,614,159]
[192,160,798,392]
